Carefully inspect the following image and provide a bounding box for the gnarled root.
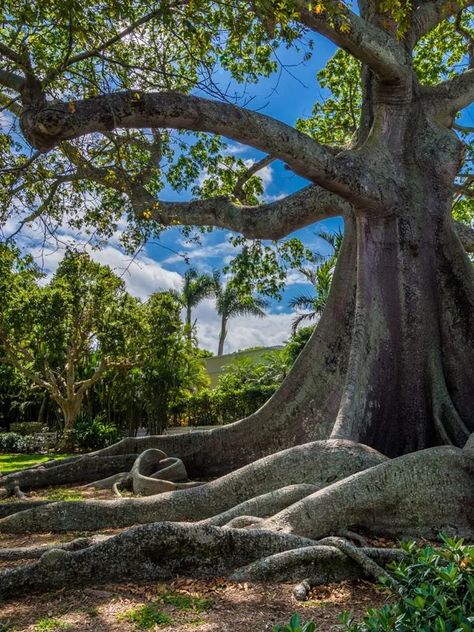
[229,544,403,584]
[0,522,315,598]
[0,454,138,494]
[260,445,474,539]
[0,535,109,560]
[0,522,404,599]
[0,440,386,533]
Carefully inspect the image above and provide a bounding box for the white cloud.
[193,298,294,354]
[26,238,182,301]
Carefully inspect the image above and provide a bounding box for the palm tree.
[289,230,343,332]
[173,267,216,340]
[214,272,267,356]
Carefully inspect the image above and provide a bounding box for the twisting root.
[318,537,398,587]
[12,483,27,500]
[0,536,109,561]
[0,440,386,533]
[0,522,316,598]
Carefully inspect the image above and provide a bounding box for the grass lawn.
[0,453,74,474]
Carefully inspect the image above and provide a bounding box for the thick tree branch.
[132,184,351,240]
[294,1,409,82]
[455,219,474,252]
[425,69,474,114]
[408,1,474,44]
[0,69,24,93]
[19,91,384,204]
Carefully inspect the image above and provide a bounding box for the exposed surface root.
[229,545,403,584]
[201,484,318,527]
[0,536,108,560]
[0,454,138,493]
[1,439,472,598]
[318,537,397,587]
[0,501,52,519]
[0,440,385,533]
[0,522,316,598]
[261,445,474,539]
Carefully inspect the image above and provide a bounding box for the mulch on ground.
[0,575,388,631]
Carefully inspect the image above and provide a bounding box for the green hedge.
[172,384,277,426]
[9,422,44,436]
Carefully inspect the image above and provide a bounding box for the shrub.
[339,534,474,631]
[9,422,44,436]
[70,415,120,451]
[0,432,28,453]
[273,613,316,632]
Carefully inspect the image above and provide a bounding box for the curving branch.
[19,91,385,204]
[425,69,474,114]
[232,154,274,204]
[131,184,350,240]
[294,0,409,82]
[408,0,474,44]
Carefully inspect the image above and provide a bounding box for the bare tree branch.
[232,155,274,204]
[426,69,474,114]
[0,69,24,92]
[408,0,474,44]
[20,91,388,204]
[294,0,409,82]
[0,42,31,71]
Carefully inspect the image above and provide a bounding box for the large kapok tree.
[0,0,474,597]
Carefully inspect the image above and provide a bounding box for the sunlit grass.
[0,453,74,474]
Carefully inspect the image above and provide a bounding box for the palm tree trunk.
[218,316,227,356]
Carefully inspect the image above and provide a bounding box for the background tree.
[289,230,343,331]
[141,291,210,434]
[214,272,267,355]
[172,268,216,340]
[0,247,142,440]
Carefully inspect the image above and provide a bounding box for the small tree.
[141,291,210,434]
[174,267,216,340]
[289,230,343,331]
[214,272,267,355]
[0,247,142,440]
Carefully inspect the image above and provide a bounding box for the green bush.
[0,432,28,453]
[339,534,474,631]
[9,422,44,436]
[71,415,120,451]
[273,613,316,632]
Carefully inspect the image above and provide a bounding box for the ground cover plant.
[0,0,473,605]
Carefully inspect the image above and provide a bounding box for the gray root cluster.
[0,435,473,598]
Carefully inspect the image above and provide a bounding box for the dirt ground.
[0,574,388,631]
[0,489,389,631]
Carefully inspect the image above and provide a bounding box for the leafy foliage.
[70,414,120,451]
[273,613,316,632]
[339,535,474,632]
